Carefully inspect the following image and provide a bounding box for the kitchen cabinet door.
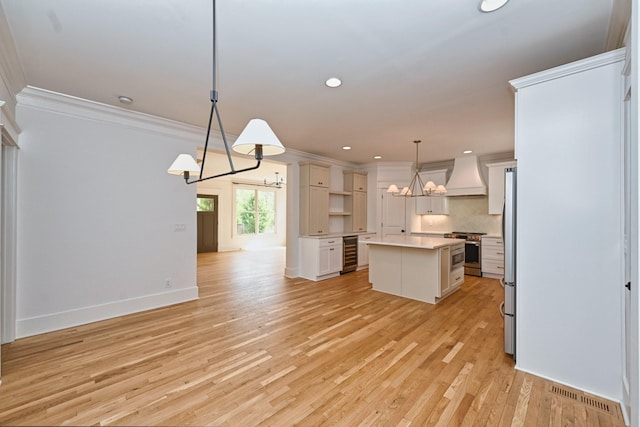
[349,191,367,232]
[357,233,376,267]
[344,171,367,192]
[415,196,449,215]
[301,162,330,187]
[309,164,329,187]
[308,186,329,235]
[300,161,331,236]
[299,237,342,280]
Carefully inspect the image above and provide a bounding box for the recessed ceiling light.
[463,150,473,154]
[479,0,509,12]
[118,95,133,105]
[374,155,382,160]
[325,77,342,88]
[342,146,351,150]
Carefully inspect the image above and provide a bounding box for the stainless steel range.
[444,231,487,276]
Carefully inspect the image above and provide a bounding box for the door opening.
[197,195,218,253]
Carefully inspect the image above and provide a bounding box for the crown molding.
[605,0,630,51]
[16,86,361,168]
[510,48,626,91]
[17,86,207,146]
[0,101,20,146]
[0,4,27,109]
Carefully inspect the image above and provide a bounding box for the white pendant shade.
[387,184,399,193]
[423,181,437,191]
[168,154,200,175]
[232,119,285,156]
[479,0,509,12]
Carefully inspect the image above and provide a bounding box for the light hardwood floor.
[0,248,625,426]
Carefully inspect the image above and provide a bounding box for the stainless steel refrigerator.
[502,167,516,359]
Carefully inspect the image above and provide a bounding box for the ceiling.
[0,0,626,165]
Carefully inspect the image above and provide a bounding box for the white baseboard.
[284,267,298,278]
[16,287,199,338]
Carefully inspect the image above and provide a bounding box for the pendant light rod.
[167,0,284,184]
[211,0,218,102]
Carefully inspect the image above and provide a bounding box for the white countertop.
[366,236,465,249]
[300,231,376,239]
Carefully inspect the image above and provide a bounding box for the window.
[197,196,215,212]
[235,187,276,235]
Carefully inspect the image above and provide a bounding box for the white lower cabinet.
[357,233,376,269]
[299,237,343,281]
[481,236,505,278]
[439,248,464,298]
[439,246,451,297]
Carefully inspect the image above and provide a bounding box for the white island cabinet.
[367,236,465,304]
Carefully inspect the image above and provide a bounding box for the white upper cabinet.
[415,169,449,215]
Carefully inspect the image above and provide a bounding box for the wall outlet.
[165,278,172,288]
[174,223,186,232]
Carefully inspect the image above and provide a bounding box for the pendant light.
[386,140,447,197]
[168,0,285,184]
[264,172,285,188]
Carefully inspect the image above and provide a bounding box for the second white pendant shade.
[232,119,285,156]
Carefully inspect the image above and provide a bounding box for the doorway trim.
[0,102,20,347]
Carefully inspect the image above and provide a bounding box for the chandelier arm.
[213,100,237,173]
[416,173,427,196]
[198,100,216,180]
[185,161,262,184]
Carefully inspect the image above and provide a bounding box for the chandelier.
[387,140,447,197]
[264,172,285,188]
[167,0,285,184]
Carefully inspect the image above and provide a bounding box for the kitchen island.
[367,236,466,304]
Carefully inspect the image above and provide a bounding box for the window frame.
[233,184,278,236]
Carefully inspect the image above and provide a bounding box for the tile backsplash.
[420,196,501,235]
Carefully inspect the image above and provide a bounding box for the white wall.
[15,87,199,337]
[512,51,624,401]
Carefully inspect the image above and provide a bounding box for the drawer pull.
[497,266,504,269]
[496,252,504,255]
[327,240,335,243]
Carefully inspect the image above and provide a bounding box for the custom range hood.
[445,155,487,196]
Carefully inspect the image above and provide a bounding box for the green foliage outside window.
[236,188,276,235]
[197,197,215,212]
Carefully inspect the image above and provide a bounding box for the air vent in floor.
[549,384,622,419]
